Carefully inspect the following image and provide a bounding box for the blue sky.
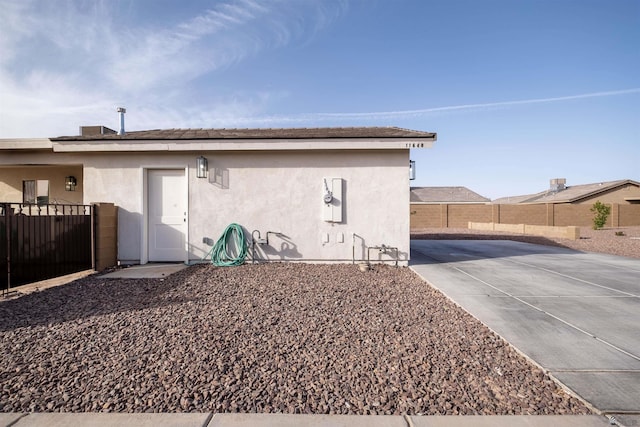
[1,0,638,199]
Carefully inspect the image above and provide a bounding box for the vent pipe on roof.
[550,178,566,192]
[117,107,126,135]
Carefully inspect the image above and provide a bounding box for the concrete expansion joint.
[202,412,215,427]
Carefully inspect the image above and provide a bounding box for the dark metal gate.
[1,203,94,293]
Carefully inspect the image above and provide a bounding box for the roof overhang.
[51,137,435,153]
[0,138,53,150]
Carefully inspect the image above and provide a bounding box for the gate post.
[3,204,11,295]
[91,204,96,271]
[93,203,118,271]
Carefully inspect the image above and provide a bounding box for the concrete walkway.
[410,239,640,424]
[1,269,94,299]
[99,263,189,279]
[0,413,614,427]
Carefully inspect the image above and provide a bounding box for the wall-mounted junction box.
[322,178,343,222]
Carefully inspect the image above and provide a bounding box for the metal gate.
[1,203,93,293]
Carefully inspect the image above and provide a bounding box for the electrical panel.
[322,177,343,222]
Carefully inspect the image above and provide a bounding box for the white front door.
[148,169,187,262]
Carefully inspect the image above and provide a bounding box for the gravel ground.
[0,263,591,415]
[411,226,640,260]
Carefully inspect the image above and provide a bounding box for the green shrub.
[590,201,611,230]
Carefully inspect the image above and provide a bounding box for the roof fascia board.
[0,138,53,150]
[52,137,435,153]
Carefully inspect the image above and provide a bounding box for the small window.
[23,180,49,204]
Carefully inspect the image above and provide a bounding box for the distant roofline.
[493,179,640,204]
[410,186,490,203]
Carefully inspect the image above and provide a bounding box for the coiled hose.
[207,223,248,266]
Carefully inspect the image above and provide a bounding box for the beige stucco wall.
[0,161,84,204]
[80,150,411,265]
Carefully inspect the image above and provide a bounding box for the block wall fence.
[93,202,118,271]
[410,203,640,230]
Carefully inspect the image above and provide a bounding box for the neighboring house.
[410,186,491,229]
[410,179,640,229]
[0,126,436,266]
[0,139,84,205]
[493,178,640,205]
[410,186,490,204]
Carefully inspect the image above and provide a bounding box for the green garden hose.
[207,223,248,266]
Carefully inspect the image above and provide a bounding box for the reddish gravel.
[411,226,640,259]
[0,263,591,415]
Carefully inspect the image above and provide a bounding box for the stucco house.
[0,126,436,267]
[493,178,640,205]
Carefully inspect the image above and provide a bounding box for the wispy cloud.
[3,0,634,138]
[108,0,282,91]
[309,88,640,120]
[0,0,348,137]
[164,87,640,128]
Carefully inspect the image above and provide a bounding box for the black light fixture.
[409,160,416,180]
[65,176,77,191]
[196,156,208,179]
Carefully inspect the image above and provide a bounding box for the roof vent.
[80,125,117,136]
[550,178,566,192]
[117,107,126,135]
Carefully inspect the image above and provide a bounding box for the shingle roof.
[410,186,490,203]
[493,179,640,204]
[52,127,436,141]
[491,194,536,204]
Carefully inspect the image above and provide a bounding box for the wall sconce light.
[196,156,208,179]
[65,176,77,191]
[409,160,416,180]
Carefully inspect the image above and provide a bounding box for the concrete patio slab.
[410,239,640,414]
[607,414,640,427]
[99,263,189,279]
[3,269,94,298]
[408,415,610,426]
[0,413,26,426]
[12,412,211,427]
[208,413,407,427]
[1,413,617,427]
[443,293,640,371]
[552,371,640,414]
[519,296,640,356]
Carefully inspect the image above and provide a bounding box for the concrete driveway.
[410,239,640,420]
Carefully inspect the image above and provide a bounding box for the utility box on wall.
[322,177,343,222]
